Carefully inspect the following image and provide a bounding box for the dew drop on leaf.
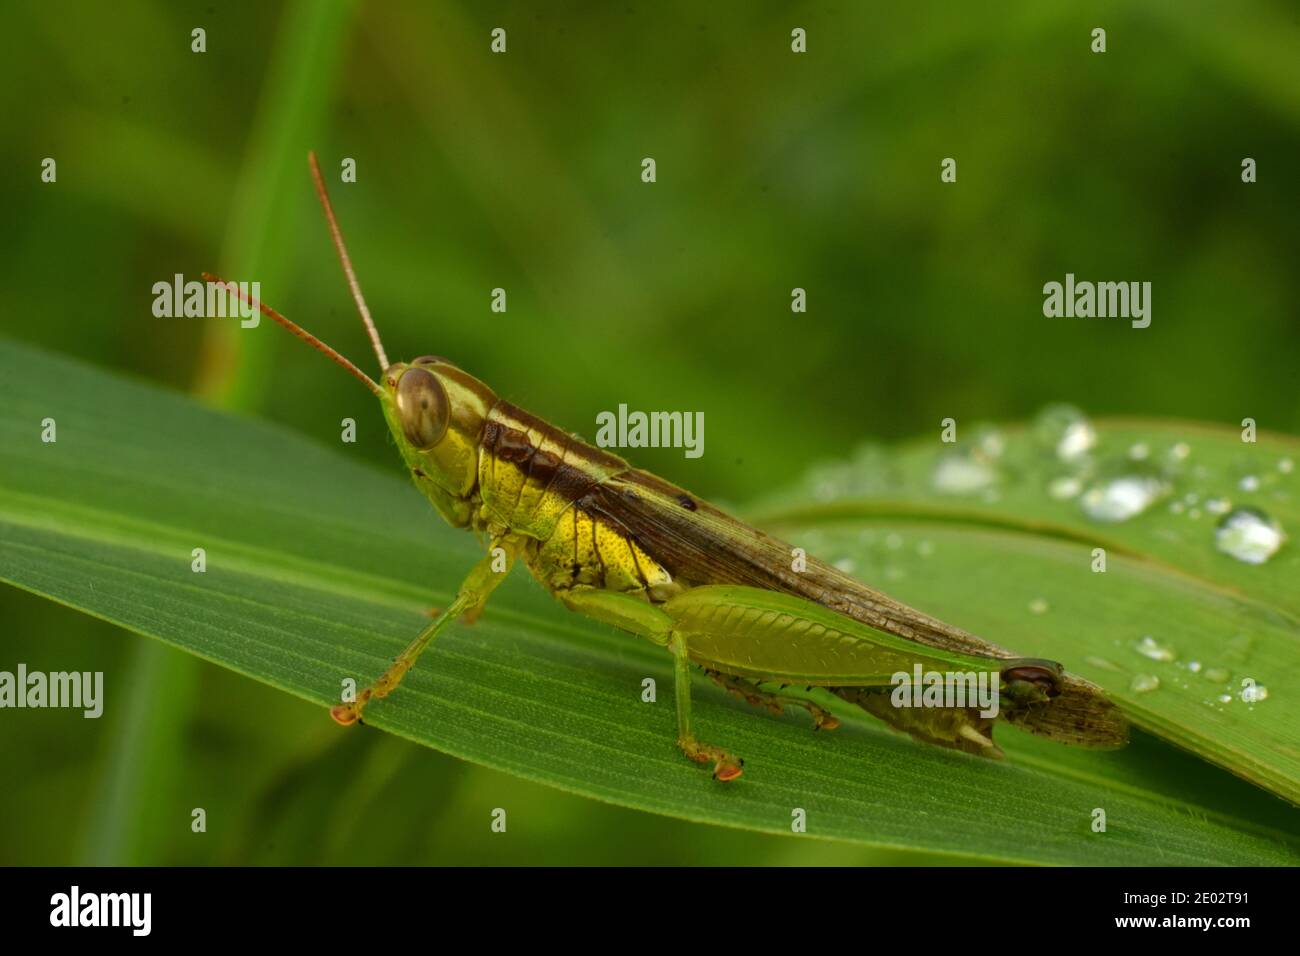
[1048,475,1083,499]
[1214,507,1285,564]
[1130,674,1160,693]
[1134,635,1177,662]
[1032,404,1096,462]
[931,452,998,495]
[973,425,1005,460]
[1081,475,1167,523]
[1241,683,1269,704]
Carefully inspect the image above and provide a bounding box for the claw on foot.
[330,702,360,725]
[812,710,841,731]
[330,689,373,726]
[682,741,744,782]
[713,759,744,782]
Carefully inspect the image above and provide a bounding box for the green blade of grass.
[1,339,1296,864]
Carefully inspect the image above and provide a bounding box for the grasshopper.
[208,153,1127,782]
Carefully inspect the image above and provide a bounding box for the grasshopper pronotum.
[208,153,1126,782]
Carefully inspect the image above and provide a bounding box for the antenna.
[201,273,383,397]
[308,151,389,371]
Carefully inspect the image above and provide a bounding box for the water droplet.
[1217,693,1233,704]
[1081,475,1167,523]
[1134,635,1176,662]
[1205,497,1231,515]
[1128,442,1150,461]
[1058,428,1095,461]
[932,453,998,495]
[1033,404,1096,462]
[1188,508,1202,520]
[884,533,903,550]
[1240,682,1268,703]
[973,426,1006,460]
[1085,656,1122,672]
[1130,674,1160,693]
[1170,442,1191,461]
[1169,501,1185,515]
[1186,660,1202,673]
[916,540,935,558]
[1203,667,1231,683]
[1214,507,1286,564]
[1028,598,1049,615]
[1279,458,1294,475]
[834,557,856,574]
[1239,475,1260,493]
[1048,475,1083,499]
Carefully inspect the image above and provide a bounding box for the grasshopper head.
[381,357,497,512]
[209,152,502,529]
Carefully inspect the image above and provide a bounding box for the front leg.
[332,534,525,725]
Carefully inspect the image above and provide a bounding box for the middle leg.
[558,587,745,781]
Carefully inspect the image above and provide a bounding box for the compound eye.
[395,367,449,449]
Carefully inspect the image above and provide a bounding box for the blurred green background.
[2,0,1298,865]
